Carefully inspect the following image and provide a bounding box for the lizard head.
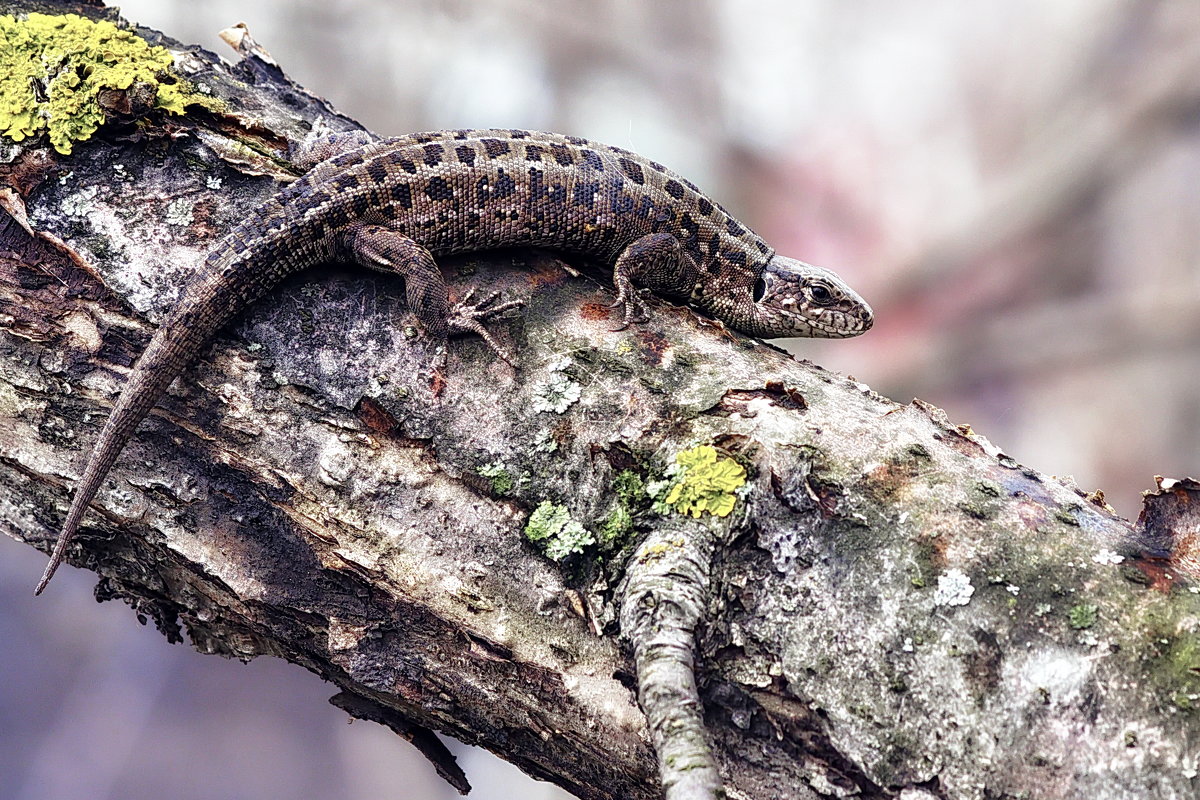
[746,256,873,338]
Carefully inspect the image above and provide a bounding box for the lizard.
[33,127,873,594]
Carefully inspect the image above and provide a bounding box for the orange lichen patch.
[770,468,842,517]
[578,301,610,321]
[521,251,577,285]
[875,453,929,482]
[429,367,447,397]
[634,328,670,366]
[1172,529,1200,581]
[912,521,953,568]
[356,396,398,435]
[1127,552,1176,592]
[762,381,808,410]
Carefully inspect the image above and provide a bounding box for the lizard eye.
[809,283,834,305]
[752,276,767,302]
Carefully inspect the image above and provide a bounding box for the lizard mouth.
[781,303,872,337]
[756,257,874,339]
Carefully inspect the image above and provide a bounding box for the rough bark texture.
[3,3,1200,799]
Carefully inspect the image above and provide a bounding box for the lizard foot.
[447,288,523,366]
[607,287,650,332]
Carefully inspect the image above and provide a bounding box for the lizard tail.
[34,325,207,594]
[34,267,253,594]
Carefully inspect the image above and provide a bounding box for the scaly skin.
[34,128,873,593]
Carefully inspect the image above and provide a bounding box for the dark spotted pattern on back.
[425,176,453,202]
[550,143,574,166]
[573,181,600,208]
[34,127,846,600]
[276,128,774,317]
[493,169,516,200]
[366,160,388,184]
[619,158,645,185]
[392,183,412,210]
[483,138,510,158]
[422,143,444,166]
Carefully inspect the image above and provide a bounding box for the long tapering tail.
[34,359,182,593]
[34,262,267,594]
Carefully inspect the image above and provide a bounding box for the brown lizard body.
[34,127,873,593]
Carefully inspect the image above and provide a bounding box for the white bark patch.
[1006,646,1094,708]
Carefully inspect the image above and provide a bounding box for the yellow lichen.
[664,445,746,518]
[0,12,209,154]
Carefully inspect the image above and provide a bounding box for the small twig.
[619,522,724,800]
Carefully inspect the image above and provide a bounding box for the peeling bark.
[3,3,1200,799]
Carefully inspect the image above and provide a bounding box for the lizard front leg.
[609,232,698,330]
[343,223,521,363]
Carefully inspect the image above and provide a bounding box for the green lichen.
[477,462,514,496]
[1068,603,1099,630]
[613,469,647,507]
[531,372,581,414]
[0,12,212,154]
[524,501,594,561]
[594,470,648,551]
[905,443,931,460]
[974,480,1001,498]
[598,504,632,546]
[660,445,747,519]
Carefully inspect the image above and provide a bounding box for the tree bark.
[3,3,1200,799]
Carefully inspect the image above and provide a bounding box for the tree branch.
[2,3,1199,799]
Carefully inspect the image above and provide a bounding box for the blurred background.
[3,0,1199,797]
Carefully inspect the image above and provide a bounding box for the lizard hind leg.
[343,223,521,363]
[608,232,694,331]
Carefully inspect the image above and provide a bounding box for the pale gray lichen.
[932,568,975,607]
[61,185,98,217]
[532,428,558,453]
[532,372,581,414]
[165,197,194,227]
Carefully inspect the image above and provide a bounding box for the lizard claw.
[607,290,649,331]
[446,287,523,366]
